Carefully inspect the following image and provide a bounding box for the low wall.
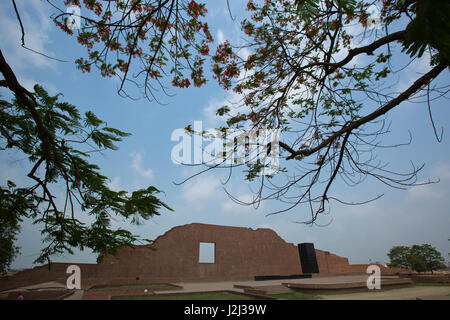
[407,274,450,283]
[315,250,409,275]
[0,263,99,291]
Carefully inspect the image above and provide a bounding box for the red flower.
[199,43,209,56]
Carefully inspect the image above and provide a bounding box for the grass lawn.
[94,283,177,290]
[268,291,320,300]
[112,291,261,300]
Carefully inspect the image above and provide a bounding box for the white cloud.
[0,0,56,71]
[131,151,154,179]
[221,193,260,214]
[395,52,432,94]
[182,175,221,206]
[202,88,244,127]
[20,77,58,95]
[203,98,223,128]
[430,162,450,181]
[107,176,122,192]
[238,47,251,61]
[217,29,225,44]
[406,184,442,201]
[402,162,450,201]
[339,199,382,218]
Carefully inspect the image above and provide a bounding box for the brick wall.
[1,223,409,290]
[315,249,409,276]
[97,223,303,282]
[315,249,351,274]
[408,274,450,283]
[0,263,100,291]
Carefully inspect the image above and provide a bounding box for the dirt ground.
[319,286,450,300]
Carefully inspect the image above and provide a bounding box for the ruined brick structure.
[0,223,407,290]
[99,223,302,282]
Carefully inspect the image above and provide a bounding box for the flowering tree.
[197,0,449,222]
[46,0,212,100]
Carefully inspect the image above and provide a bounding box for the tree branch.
[0,49,53,160]
[325,30,407,75]
[281,62,448,160]
[11,0,25,46]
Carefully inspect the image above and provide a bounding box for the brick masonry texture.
[402,274,450,283]
[0,223,408,291]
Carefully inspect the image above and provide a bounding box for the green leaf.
[84,111,103,127]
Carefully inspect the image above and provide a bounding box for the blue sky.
[1,0,449,269]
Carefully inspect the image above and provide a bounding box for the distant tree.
[387,244,445,273]
[0,50,172,272]
[387,245,410,269]
[409,244,446,273]
[406,252,427,273]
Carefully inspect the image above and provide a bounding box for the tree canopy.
[388,244,445,273]
[184,0,450,222]
[51,0,213,101]
[386,245,410,269]
[0,49,172,273]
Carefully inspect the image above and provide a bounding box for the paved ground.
[319,286,450,300]
[160,276,450,300]
[64,290,84,300]
[69,276,375,299]
[5,275,450,300]
[167,275,372,294]
[0,281,66,293]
